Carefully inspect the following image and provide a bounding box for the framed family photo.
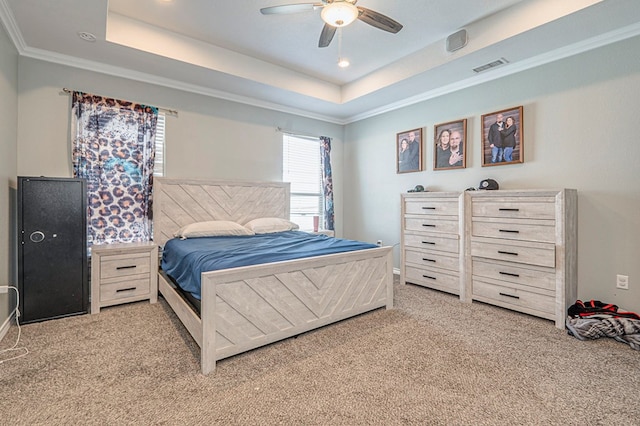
[481,106,524,167]
[433,119,467,170]
[397,128,423,173]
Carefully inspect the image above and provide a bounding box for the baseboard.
[0,312,15,343]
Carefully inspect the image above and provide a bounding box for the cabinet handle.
[498,250,518,256]
[422,275,436,280]
[116,287,137,293]
[422,241,436,245]
[499,271,520,278]
[422,258,436,263]
[499,208,520,212]
[499,229,519,233]
[499,292,520,299]
[116,265,137,270]
[422,224,436,227]
[422,207,436,210]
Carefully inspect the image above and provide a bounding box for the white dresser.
[401,192,465,298]
[464,189,577,328]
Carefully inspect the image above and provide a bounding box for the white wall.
[0,23,18,332]
[344,35,640,313]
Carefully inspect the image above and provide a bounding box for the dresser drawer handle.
[116,265,137,270]
[422,258,436,263]
[422,275,436,280]
[499,271,520,278]
[498,250,518,256]
[422,224,436,227]
[499,208,520,212]
[422,207,436,210]
[116,287,137,293]
[499,229,520,233]
[499,292,520,299]
[422,241,436,245]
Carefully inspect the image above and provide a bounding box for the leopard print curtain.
[71,91,158,247]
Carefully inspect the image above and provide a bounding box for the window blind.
[154,113,165,176]
[282,134,323,231]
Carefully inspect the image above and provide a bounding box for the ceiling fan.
[260,0,403,48]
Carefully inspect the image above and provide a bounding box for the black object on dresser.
[17,176,88,323]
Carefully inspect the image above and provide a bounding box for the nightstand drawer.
[101,253,151,280]
[100,277,151,302]
[472,218,555,243]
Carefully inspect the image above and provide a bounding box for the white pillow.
[243,217,299,234]
[174,220,254,239]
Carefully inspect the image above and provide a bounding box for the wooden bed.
[153,178,394,374]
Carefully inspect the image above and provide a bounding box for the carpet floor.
[1,280,639,425]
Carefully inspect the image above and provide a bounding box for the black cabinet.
[18,177,88,323]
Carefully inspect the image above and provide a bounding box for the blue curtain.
[320,136,334,231]
[71,91,158,246]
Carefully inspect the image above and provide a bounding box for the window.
[282,134,323,231]
[153,112,165,176]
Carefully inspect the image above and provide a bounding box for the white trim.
[0,312,15,344]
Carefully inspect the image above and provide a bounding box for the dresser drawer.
[405,200,458,216]
[405,248,459,272]
[100,277,151,302]
[100,253,151,280]
[472,198,556,220]
[404,233,459,254]
[472,218,555,243]
[472,259,555,291]
[470,240,555,268]
[405,265,459,294]
[472,279,555,315]
[405,216,459,234]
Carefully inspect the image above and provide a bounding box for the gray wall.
[6,33,640,326]
[344,35,640,313]
[0,23,18,330]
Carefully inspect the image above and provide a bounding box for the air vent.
[473,58,509,73]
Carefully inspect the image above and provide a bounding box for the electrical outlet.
[0,286,9,294]
[616,274,629,290]
[376,240,383,246]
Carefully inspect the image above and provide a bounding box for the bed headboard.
[153,178,290,247]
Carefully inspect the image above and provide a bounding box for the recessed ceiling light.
[77,31,96,42]
[338,58,350,68]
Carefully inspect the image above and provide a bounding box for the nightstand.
[90,242,158,314]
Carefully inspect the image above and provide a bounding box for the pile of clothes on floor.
[566,300,640,350]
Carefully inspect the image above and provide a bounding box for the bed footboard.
[200,246,393,374]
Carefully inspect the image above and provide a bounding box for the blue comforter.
[161,231,377,300]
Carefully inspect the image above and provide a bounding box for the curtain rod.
[276,127,328,140]
[62,88,178,117]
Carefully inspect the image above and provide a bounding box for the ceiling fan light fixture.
[337,58,350,68]
[321,2,359,27]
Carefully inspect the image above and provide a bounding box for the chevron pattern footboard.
[200,248,393,374]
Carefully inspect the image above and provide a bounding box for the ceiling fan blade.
[318,23,336,48]
[356,7,403,34]
[260,3,322,15]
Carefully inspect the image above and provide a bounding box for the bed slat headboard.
[153,178,290,247]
